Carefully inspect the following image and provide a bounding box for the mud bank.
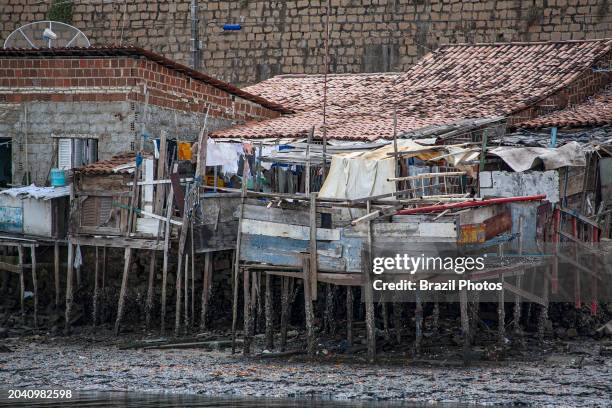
[0,330,610,407]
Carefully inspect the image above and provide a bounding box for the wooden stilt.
[114,247,133,336]
[184,253,189,331]
[18,245,24,325]
[279,277,293,352]
[382,301,390,341]
[363,200,376,363]
[346,286,353,346]
[498,273,505,347]
[469,291,480,344]
[232,165,248,353]
[251,271,257,338]
[324,283,336,335]
[190,227,196,328]
[264,272,274,350]
[93,246,100,327]
[101,246,107,289]
[393,302,402,344]
[145,250,156,330]
[414,289,423,355]
[243,268,252,355]
[75,247,81,289]
[30,245,37,329]
[513,234,524,339]
[309,192,318,301]
[459,287,470,361]
[200,252,212,331]
[54,242,60,309]
[363,248,376,363]
[174,251,183,337]
[64,242,74,335]
[538,268,550,344]
[302,255,315,357]
[254,272,262,333]
[432,297,440,334]
[160,186,174,335]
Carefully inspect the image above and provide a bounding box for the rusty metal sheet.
[483,210,512,240]
[458,224,486,244]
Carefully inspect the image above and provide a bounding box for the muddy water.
[0,391,474,407]
[0,332,610,407]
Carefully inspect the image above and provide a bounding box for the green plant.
[48,0,73,24]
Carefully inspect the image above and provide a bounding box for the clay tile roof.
[74,152,145,175]
[518,87,612,129]
[212,40,612,141]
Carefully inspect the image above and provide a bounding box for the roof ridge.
[438,39,612,48]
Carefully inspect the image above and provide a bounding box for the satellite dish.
[3,21,90,49]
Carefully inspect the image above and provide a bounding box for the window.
[58,138,98,170]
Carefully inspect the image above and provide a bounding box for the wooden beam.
[502,281,546,306]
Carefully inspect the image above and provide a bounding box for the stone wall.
[3,0,609,86]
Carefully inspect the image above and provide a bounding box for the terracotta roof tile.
[74,152,144,175]
[518,88,612,129]
[213,40,612,141]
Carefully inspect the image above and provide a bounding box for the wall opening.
[0,138,11,188]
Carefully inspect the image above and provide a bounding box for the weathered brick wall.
[3,0,608,86]
[0,54,281,185]
[0,56,280,121]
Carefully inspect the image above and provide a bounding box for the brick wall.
[509,49,612,125]
[0,53,281,185]
[0,55,280,121]
[3,0,609,86]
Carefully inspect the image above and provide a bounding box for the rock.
[567,328,578,338]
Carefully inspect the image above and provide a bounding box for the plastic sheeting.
[318,140,450,200]
[489,141,586,172]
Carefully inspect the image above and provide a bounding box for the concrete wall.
[3,0,609,86]
[3,100,235,186]
[480,170,560,252]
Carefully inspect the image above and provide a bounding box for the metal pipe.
[395,194,547,215]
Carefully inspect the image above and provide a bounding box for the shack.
[207,39,611,359]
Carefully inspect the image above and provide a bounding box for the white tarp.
[0,184,71,200]
[489,141,586,172]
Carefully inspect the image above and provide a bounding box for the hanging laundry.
[177,141,193,161]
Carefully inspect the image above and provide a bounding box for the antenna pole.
[322,0,331,179]
[190,0,200,70]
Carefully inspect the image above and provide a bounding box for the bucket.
[50,168,66,187]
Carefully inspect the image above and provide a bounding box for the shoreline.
[0,329,610,406]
